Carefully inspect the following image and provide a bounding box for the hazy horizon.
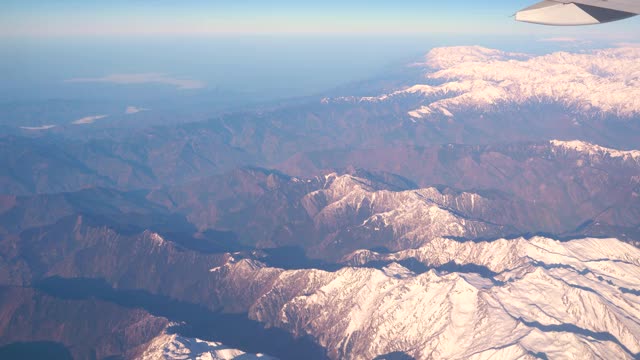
[3,0,638,107]
[1,33,631,105]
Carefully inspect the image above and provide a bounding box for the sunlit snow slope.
[211,236,640,360]
[329,45,640,120]
[140,330,277,360]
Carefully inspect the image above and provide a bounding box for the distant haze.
[0,35,620,105]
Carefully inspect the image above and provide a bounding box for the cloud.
[66,73,206,90]
[417,46,530,69]
[19,125,56,130]
[125,106,150,114]
[72,115,108,125]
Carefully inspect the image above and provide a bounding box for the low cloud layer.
[125,106,150,114]
[72,115,108,125]
[19,125,57,130]
[66,73,206,90]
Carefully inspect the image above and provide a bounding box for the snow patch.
[72,115,108,125]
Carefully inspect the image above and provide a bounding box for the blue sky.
[2,0,639,38]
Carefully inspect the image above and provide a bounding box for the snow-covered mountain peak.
[142,230,166,247]
[321,173,377,194]
[420,45,530,70]
[345,236,640,284]
[236,236,640,359]
[328,46,640,119]
[301,174,504,251]
[140,330,276,360]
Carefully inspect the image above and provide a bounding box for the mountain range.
[1,45,640,359]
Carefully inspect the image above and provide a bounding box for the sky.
[2,0,639,38]
[1,1,638,109]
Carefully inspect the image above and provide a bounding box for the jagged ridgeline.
[1,46,640,360]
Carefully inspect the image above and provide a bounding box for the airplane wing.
[516,0,640,25]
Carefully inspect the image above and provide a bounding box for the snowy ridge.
[140,330,276,360]
[343,236,640,274]
[550,140,640,162]
[214,236,640,360]
[327,46,640,119]
[418,46,531,70]
[301,173,504,249]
